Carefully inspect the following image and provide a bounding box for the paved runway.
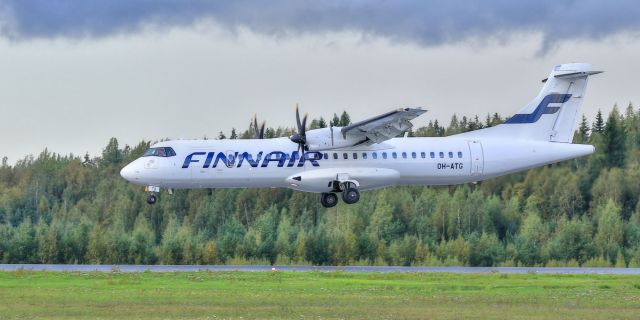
[1,264,640,274]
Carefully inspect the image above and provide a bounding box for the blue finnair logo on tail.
[505,94,572,124]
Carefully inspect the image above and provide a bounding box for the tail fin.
[463,63,601,142]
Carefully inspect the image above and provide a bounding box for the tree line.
[1,106,639,267]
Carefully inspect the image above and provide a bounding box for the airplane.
[120,63,601,208]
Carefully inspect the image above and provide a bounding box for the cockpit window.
[142,147,176,157]
[142,148,155,157]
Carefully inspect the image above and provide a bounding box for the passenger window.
[458,151,463,158]
[333,153,338,160]
[382,152,388,159]
[448,152,453,158]
[392,152,397,159]
[363,153,368,159]
[323,153,328,160]
[343,153,348,160]
[439,152,444,158]
[420,152,426,159]
[430,152,435,159]
[353,153,358,159]
[412,152,417,159]
[373,152,378,159]
[402,152,407,159]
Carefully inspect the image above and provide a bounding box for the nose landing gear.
[147,194,157,205]
[144,186,161,205]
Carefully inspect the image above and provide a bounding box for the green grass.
[1,270,640,319]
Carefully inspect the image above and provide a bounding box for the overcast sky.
[1,0,639,162]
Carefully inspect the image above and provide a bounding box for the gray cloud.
[1,1,640,47]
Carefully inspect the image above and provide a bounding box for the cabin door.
[468,141,484,176]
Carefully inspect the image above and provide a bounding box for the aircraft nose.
[120,163,137,182]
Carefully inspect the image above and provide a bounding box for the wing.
[340,108,427,144]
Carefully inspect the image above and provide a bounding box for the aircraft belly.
[480,140,594,179]
[172,165,297,189]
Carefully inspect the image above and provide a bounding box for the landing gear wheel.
[342,188,360,204]
[320,193,338,208]
[147,194,157,205]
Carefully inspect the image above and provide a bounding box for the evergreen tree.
[490,113,502,127]
[81,153,93,167]
[339,111,351,126]
[575,115,590,144]
[318,117,327,128]
[330,113,340,127]
[309,119,321,130]
[593,109,604,134]
[603,108,626,167]
[101,138,122,165]
[446,114,459,135]
[624,102,639,150]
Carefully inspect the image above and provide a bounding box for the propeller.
[253,115,266,139]
[289,104,308,152]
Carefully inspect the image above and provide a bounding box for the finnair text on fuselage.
[182,151,323,169]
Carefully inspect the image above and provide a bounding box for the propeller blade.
[291,103,309,151]
[253,115,259,139]
[259,121,266,139]
[301,113,308,136]
[295,104,302,133]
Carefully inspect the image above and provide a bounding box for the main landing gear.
[342,187,360,204]
[320,182,360,208]
[320,193,338,208]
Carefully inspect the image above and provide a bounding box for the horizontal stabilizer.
[554,70,603,79]
[542,70,603,83]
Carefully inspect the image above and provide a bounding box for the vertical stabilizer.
[460,63,601,143]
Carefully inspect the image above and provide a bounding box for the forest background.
[1,104,638,268]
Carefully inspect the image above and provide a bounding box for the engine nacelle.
[305,127,363,151]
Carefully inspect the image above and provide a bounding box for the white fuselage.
[120,136,594,193]
[120,63,601,203]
